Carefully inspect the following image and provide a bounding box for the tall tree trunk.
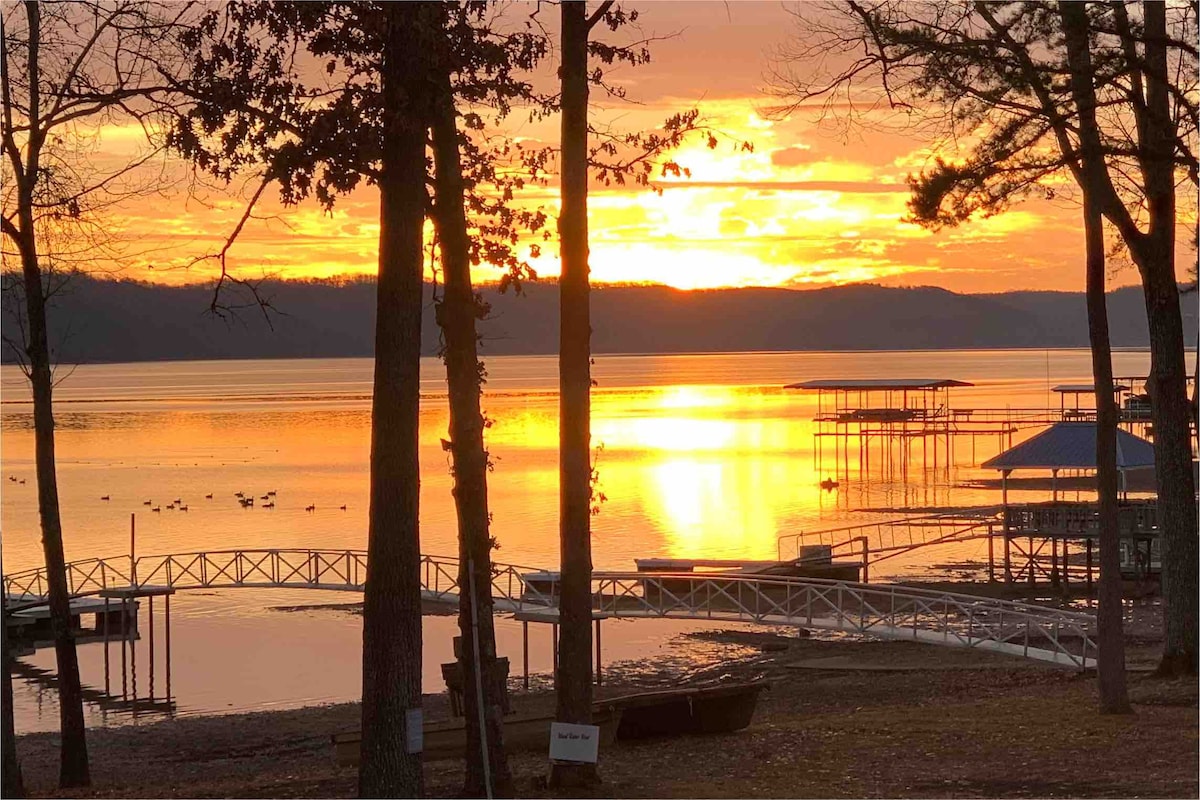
[1138,245,1198,677]
[3,589,26,799]
[552,0,597,789]
[1082,197,1132,714]
[357,5,429,796]
[1063,0,1197,677]
[1062,1,1131,714]
[12,1,89,787]
[1135,1,1198,677]
[429,63,513,798]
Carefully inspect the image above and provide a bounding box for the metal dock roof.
[981,422,1156,471]
[784,378,974,391]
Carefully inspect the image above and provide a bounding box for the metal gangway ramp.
[776,509,1001,577]
[4,548,1094,669]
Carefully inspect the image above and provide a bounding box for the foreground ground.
[13,628,1198,799]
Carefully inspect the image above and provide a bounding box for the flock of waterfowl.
[133,490,347,513]
[7,476,348,514]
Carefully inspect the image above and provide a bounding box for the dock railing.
[591,569,1095,668]
[2,550,551,612]
[777,509,1001,564]
[5,548,1095,668]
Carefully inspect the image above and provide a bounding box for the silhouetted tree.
[1,1,189,785]
[773,0,1198,678]
[431,71,513,795]
[427,5,554,795]
[357,5,432,794]
[1061,0,1131,713]
[173,4,435,792]
[552,0,599,789]
[172,4,556,793]
[552,5,746,786]
[173,10,733,791]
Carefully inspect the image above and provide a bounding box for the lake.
[1,349,1152,731]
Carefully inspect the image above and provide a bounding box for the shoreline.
[12,628,1196,798]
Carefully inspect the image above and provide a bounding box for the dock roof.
[784,378,974,391]
[981,422,1156,472]
[1051,384,1124,393]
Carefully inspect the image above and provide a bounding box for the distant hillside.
[0,275,1195,364]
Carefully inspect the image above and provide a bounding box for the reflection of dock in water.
[11,660,176,718]
[8,582,177,723]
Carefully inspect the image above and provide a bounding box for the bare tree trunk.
[8,2,90,786]
[3,590,26,799]
[357,4,429,796]
[1140,245,1199,677]
[1063,0,1197,678]
[551,0,597,789]
[1062,1,1131,714]
[1136,1,1198,677]
[16,214,91,791]
[1082,196,1132,714]
[429,63,513,798]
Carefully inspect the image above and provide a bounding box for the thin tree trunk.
[12,1,89,787]
[357,4,429,796]
[3,589,26,799]
[1062,1,1131,714]
[429,62,513,798]
[1082,196,1132,714]
[551,0,597,789]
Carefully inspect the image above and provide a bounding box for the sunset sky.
[87,2,1192,294]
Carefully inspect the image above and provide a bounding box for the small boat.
[332,705,621,767]
[839,408,916,422]
[607,680,769,740]
[635,557,861,586]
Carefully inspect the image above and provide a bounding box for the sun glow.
[41,2,1176,296]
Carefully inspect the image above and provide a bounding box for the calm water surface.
[1,349,1152,731]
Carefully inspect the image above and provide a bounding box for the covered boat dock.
[981,422,1158,585]
[785,377,1009,480]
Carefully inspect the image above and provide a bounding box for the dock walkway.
[5,548,1096,669]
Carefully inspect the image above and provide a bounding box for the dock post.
[1086,539,1094,596]
[551,623,558,675]
[131,609,138,708]
[1003,535,1012,585]
[1050,538,1059,586]
[130,513,137,588]
[1062,540,1069,587]
[987,525,995,583]
[149,594,155,699]
[120,597,128,699]
[165,593,172,703]
[594,618,602,686]
[522,620,529,690]
[103,596,111,694]
[1027,536,1036,588]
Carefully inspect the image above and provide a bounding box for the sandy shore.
[12,625,1197,799]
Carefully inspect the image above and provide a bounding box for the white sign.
[548,722,600,764]
[405,708,423,754]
